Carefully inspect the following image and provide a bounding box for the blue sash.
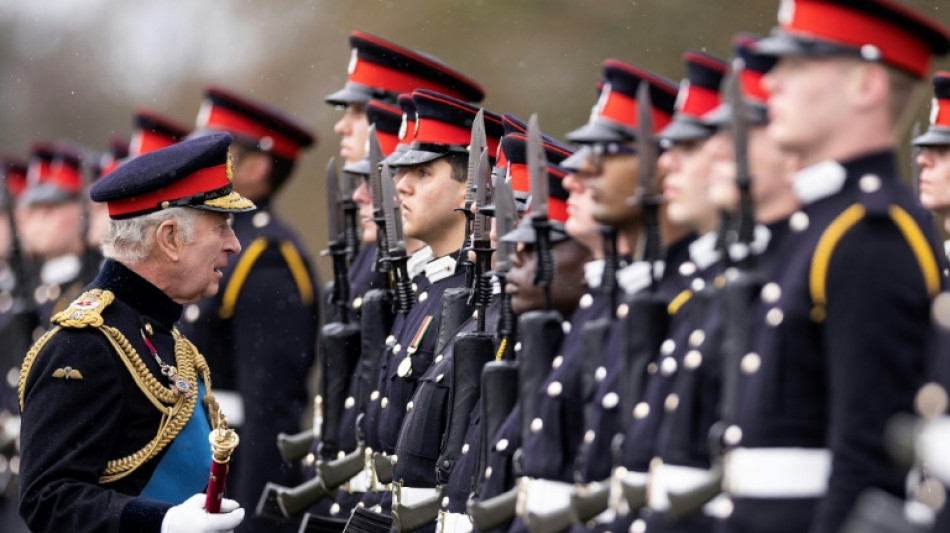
[140,383,214,504]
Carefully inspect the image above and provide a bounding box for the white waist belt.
[724,447,831,498]
[397,486,441,507]
[519,478,574,516]
[346,469,373,493]
[648,462,718,511]
[437,511,473,533]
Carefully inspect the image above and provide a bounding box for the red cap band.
[203,105,300,159]
[934,98,950,128]
[679,84,721,118]
[413,117,471,147]
[599,89,673,133]
[130,130,180,158]
[350,59,472,102]
[783,0,931,77]
[107,163,230,217]
[740,69,769,104]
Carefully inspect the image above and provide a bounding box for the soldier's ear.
[154,219,183,262]
[849,62,890,112]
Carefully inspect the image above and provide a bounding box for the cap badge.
[778,0,795,25]
[931,97,940,126]
[226,150,234,182]
[399,113,409,141]
[348,48,359,75]
[674,79,690,112]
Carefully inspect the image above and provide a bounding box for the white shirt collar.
[41,254,81,286]
[793,160,847,206]
[424,254,457,283]
[584,259,606,289]
[618,260,655,295]
[407,246,433,279]
[689,232,721,271]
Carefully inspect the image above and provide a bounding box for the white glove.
[161,493,245,533]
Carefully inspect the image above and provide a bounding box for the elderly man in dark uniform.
[18,132,251,533]
[178,86,319,533]
[713,2,950,532]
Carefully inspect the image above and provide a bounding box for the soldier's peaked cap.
[0,157,27,209]
[90,132,255,219]
[914,72,950,146]
[20,142,83,206]
[705,34,775,128]
[501,133,572,224]
[391,90,502,167]
[660,51,728,143]
[757,0,950,79]
[196,86,315,161]
[343,99,404,175]
[567,59,679,144]
[325,31,485,106]
[130,108,190,158]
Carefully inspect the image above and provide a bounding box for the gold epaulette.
[50,288,115,328]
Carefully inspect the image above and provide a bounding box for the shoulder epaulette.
[51,288,115,328]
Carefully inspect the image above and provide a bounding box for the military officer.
[326,32,485,322]
[714,2,950,532]
[18,142,100,328]
[18,132,250,532]
[559,58,682,533]
[913,71,950,258]
[0,157,31,533]
[604,49,728,533]
[345,90,495,532]
[179,86,319,533]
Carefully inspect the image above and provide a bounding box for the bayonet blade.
[368,125,385,217]
[326,158,344,243]
[527,114,549,219]
[493,175,517,274]
[636,81,658,199]
[726,63,750,191]
[473,148,491,242]
[466,110,487,209]
[380,161,406,255]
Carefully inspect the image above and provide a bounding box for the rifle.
[340,167,362,265]
[324,158,352,324]
[492,172,519,360]
[527,114,555,310]
[457,110,487,288]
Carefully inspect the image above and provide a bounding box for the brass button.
[633,402,650,420]
[684,350,702,370]
[679,261,697,277]
[344,396,355,409]
[584,429,595,444]
[547,381,563,398]
[790,211,809,232]
[595,366,607,382]
[761,282,781,304]
[419,292,428,303]
[661,339,676,356]
[723,425,743,446]
[579,293,593,309]
[741,353,761,375]
[664,393,679,412]
[496,439,509,452]
[381,397,389,409]
[462,444,470,455]
[530,418,543,433]
[352,296,363,310]
[660,357,678,377]
[689,329,705,348]
[766,308,784,327]
[562,321,572,334]
[616,303,629,319]
[602,392,619,409]
[370,390,380,401]
[551,355,563,369]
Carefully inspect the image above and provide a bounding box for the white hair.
[100,207,200,265]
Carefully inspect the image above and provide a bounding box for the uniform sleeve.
[227,244,319,512]
[813,219,933,533]
[18,330,171,533]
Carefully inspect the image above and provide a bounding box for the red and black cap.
[660,51,729,143]
[324,31,485,107]
[913,72,950,146]
[384,93,419,165]
[567,59,679,144]
[130,108,190,159]
[21,142,84,206]
[757,0,950,79]
[195,86,315,161]
[706,33,777,128]
[392,90,503,167]
[0,157,28,209]
[342,98,404,175]
[90,132,255,220]
[501,133,573,224]
[98,135,130,178]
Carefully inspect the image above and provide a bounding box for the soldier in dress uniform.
[344,89,491,532]
[18,142,100,329]
[529,59,679,533]
[325,32,485,317]
[913,71,950,261]
[712,2,950,532]
[18,132,250,532]
[602,49,729,533]
[178,86,319,533]
[0,157,32,533]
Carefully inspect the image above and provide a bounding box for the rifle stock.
[569,481,609,524]
[392,487,444,533]
[276,429,316,464]
[467,486,518,531]
[665,466,722,522]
